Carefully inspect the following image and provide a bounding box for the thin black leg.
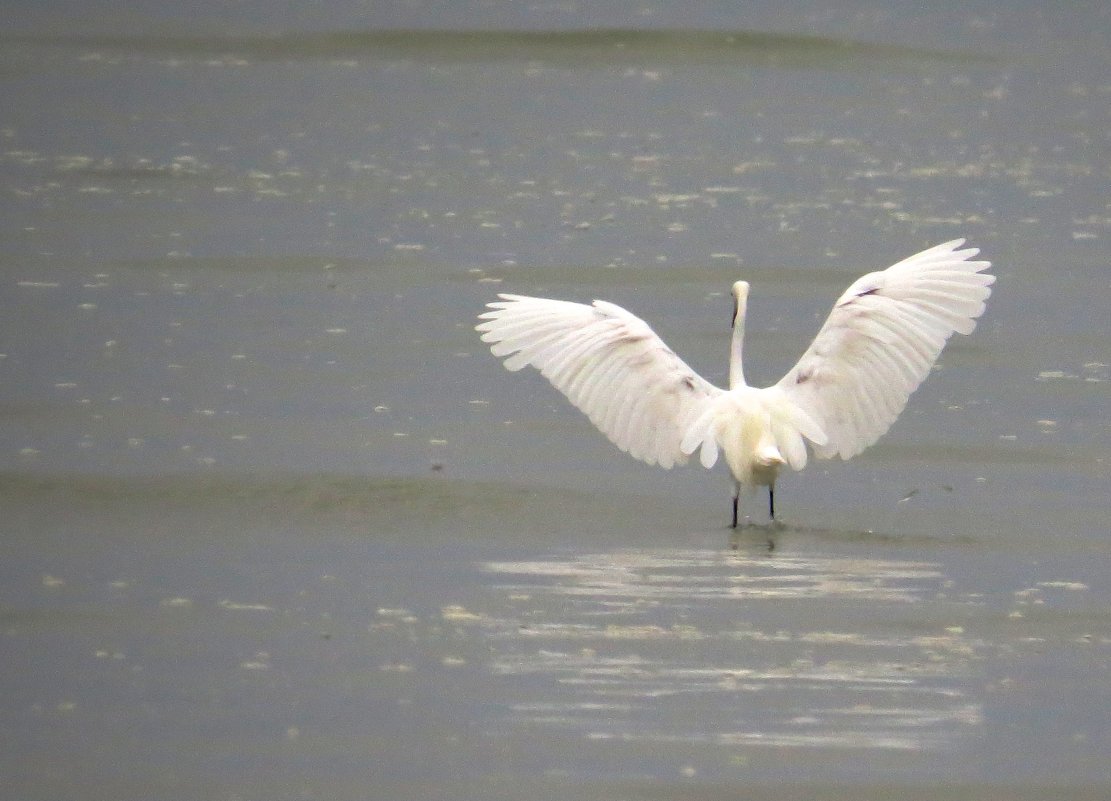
[769,486,775,520]
[731,495,739,529]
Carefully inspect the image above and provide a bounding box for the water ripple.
[474,548,982,752]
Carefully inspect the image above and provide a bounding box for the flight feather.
[477,294,722,468]
[775,238,994,460]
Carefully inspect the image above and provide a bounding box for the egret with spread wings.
[476,240,994,527]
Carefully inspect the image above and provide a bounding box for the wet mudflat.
[2,2,1110,799]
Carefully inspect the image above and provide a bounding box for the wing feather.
[478,294,723,469]
[776,239,994,460]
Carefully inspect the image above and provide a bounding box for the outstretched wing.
[776,239,994,460]
[477,294,723,468]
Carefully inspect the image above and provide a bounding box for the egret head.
[731,280,750,328]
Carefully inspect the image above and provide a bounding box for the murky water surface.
[1,2,1109,799]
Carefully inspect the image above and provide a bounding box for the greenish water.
[1,2,1109,799]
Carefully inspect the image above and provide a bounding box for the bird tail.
[755,438,786,468]
[679,389,828,477]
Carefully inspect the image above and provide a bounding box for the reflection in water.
[473,548,982,752]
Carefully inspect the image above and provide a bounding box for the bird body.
[477,240,994,527]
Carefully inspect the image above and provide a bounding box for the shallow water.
[2,2,1110,799]
[4,472,1110,799]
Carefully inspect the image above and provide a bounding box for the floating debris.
[441,605,484,623]
[1037,581,1089,591]
[240,652,271,671]
[160,597,194,608]
[219,600,273,612]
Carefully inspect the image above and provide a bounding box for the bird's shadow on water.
[723,518,980,553]
[728,521,782,552]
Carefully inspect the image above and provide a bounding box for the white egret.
[476,239,994,527]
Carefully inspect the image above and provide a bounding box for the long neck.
[729,296,747,389]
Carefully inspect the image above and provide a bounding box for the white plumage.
[476,239,994,527]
